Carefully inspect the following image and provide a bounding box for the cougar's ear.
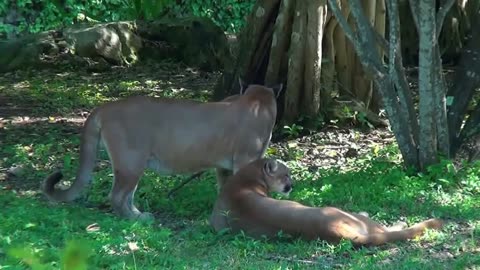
[271,83,283,98]
[263,159,279,176]
[238,77,246,95]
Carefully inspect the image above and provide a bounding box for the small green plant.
[297,114,326,134]
[282,124,304,139]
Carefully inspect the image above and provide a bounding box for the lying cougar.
[210,158,444,246]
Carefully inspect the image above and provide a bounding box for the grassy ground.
[1,62,479,269]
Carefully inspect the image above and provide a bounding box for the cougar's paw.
[425,218,444,230]
[357,211,369,217]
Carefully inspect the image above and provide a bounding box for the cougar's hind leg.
[353,213,389,233]
[110,169,152,221]
[388,221,408,231]
[102,128,151,221]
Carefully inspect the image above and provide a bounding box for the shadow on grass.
[0,62,219,119]
[0,116,218,221]
[1,119,83,190]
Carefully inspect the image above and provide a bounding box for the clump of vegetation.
[0,0,255,38]
[164,0,255,33]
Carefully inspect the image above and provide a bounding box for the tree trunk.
[448,13,480,155]
[328,0,480,170]
[284,0,307,122]
[321,13,338,114]
[213,0,281,100]
[303,0,328,117]
[416,0,438,168]
[328,0,422,169]
[215,0,384,126]
[264,0,295,86]
[320,12,338,115]
[351,0,376,108]
[333,0,352,97]
[370,0,386,112]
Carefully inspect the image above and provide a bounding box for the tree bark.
[284,0,307,122]
[333,0,352,96]
[448,12,480,155]
[388,0,420,157]
[370,0,386,112]
[213,0,281,100]
[303,0,328,117]
[416,0,438,168]
[352,0,376,108]
[265,0,296,86]
[320,13,337,113]
[432,0,456,157]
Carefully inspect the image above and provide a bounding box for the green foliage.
[282,123,304,139]
[165,0,255,33]
[0,0,253,38]
[131,0,172,19]
[1,0,135,37]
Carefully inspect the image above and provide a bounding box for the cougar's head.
[262,158,293,196]
[243,83,284,99]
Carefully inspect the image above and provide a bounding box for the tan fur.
[42,84,281,220]
[210,158,444,246]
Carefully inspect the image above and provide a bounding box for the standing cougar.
[210,158,444,246]
[43,83,282,220]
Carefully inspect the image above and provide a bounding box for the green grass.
[1,64,479,269]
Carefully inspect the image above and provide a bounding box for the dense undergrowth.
[0,63,479,269]
[0,0,255,38]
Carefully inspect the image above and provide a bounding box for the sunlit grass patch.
[1,63,479,269]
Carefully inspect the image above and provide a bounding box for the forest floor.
[1,61,479,269]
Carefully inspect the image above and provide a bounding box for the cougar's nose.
[283,184,292,193]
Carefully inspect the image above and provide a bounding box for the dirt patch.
[274,125,396,170]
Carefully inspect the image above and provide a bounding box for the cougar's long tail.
[352,218,443,246]
[43,113,101,202]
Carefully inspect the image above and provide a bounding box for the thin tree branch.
[433,43,450,156]
[347,0,386,72]
[387,0,419,149]
[459,102,480,142]
[374,30,389,53]
[436,0,456,40]
[327,0,357,47]
[447,18,480,155]
[168,171,206,198]
[408,0,420,30]
[393,54,419,146]
[386,0,399,79]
